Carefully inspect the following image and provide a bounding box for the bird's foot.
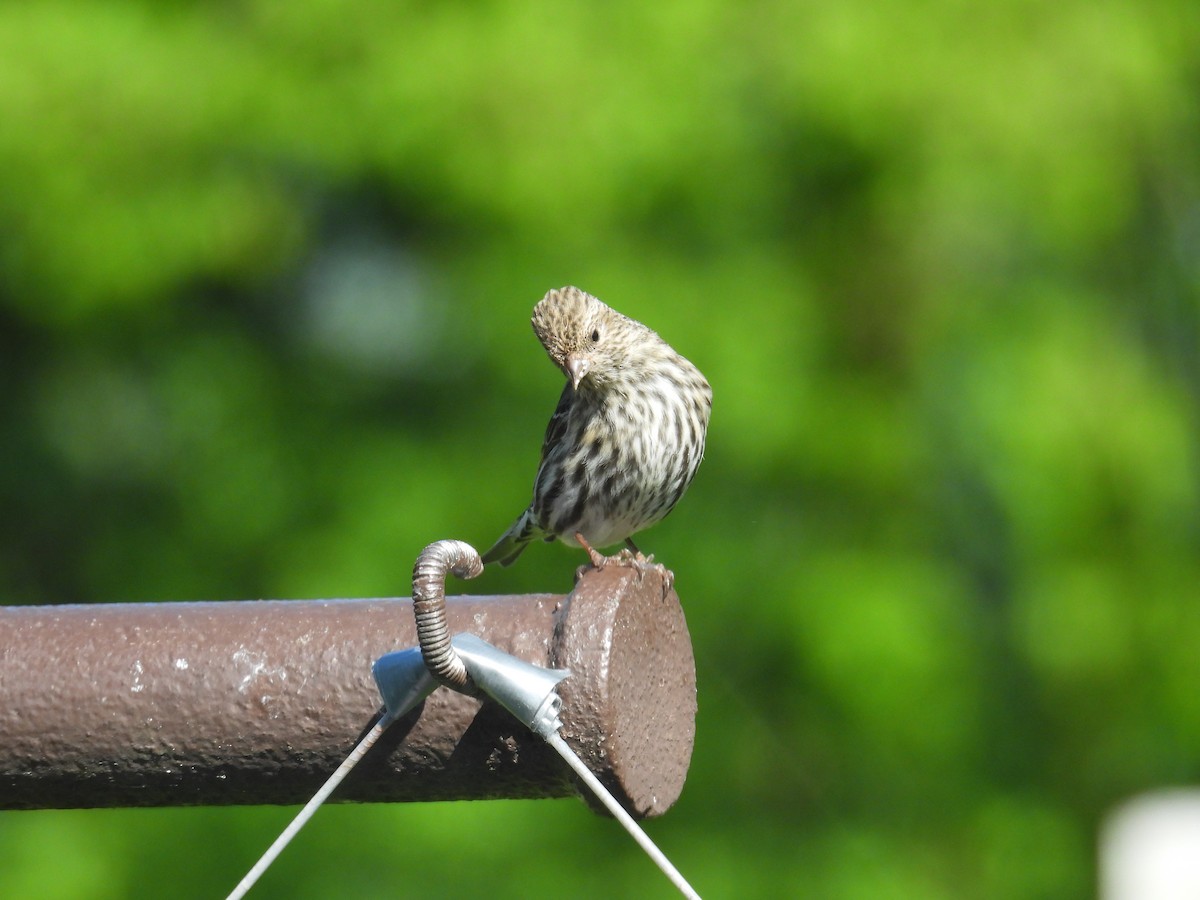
[573,533,674,596]
[622,550,675,597]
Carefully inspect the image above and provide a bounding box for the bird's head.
[532,286,650,391]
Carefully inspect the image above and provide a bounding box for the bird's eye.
[590,328,601,343]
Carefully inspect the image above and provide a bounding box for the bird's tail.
[480,509,540,567]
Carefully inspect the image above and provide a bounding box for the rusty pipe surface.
[0,565,696,817]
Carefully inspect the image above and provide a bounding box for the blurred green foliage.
[1,1,1198,897]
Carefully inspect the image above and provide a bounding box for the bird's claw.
[621,552,675,597]
[572,533,674,596]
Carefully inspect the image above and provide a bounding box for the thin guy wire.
[545,731,702,900]
[224,719,387,900]
[226,539,483,897]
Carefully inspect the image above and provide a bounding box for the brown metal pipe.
[0,565,695,817]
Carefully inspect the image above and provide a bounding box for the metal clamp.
[374,540,570,731]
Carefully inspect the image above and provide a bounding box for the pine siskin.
[482,286,712,568]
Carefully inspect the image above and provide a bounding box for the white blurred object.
[1102,791,1200,900]
[299,229,442,377]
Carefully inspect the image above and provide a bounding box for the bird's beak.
[566,354,590,391]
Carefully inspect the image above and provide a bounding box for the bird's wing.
[538,382,574,465]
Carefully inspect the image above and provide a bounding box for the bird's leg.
[575,532,610,569]
[622,536,661,566]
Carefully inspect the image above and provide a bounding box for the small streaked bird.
[482,286,712,569]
